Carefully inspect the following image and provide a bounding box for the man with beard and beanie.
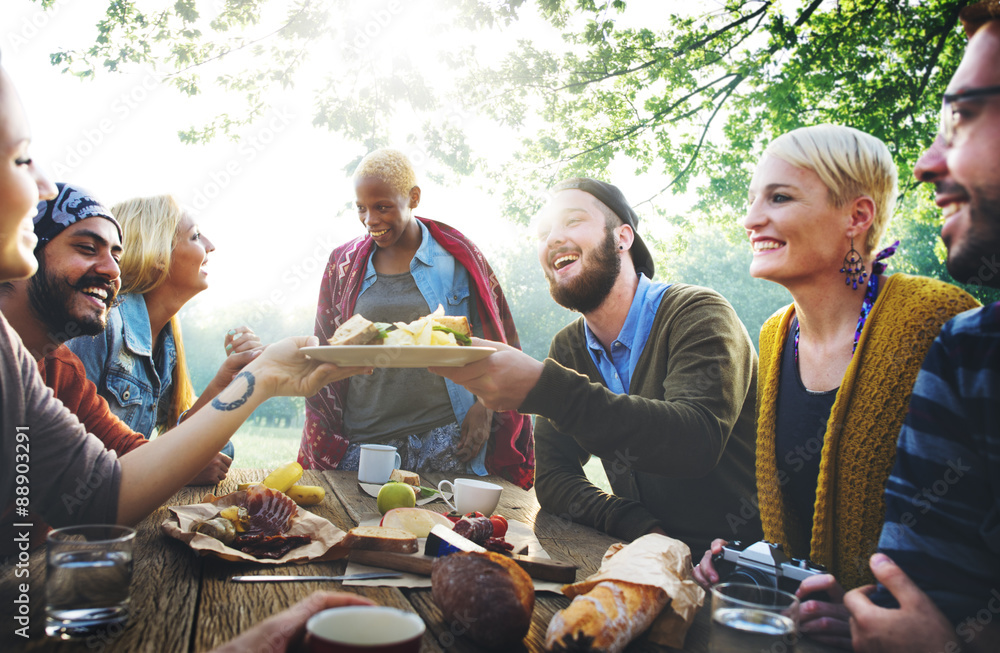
[0,184,231,555]
[843,4,1000,653]
[432,177,760,552]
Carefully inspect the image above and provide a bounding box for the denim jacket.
[67,293,176,438]
[359,220,486,474]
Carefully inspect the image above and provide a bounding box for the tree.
[33,0,997,306]
[39,1,973,212]
[452,0,974,222]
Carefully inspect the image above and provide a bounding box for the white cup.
[305,606,425,653]
[358,444,402,484]
[437,478,503,516]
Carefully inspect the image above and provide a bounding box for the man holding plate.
[432,177,761,554]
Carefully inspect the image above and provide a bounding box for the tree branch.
[163,2,311,79]
[635,75,745,208]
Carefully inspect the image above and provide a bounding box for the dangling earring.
[840,236,867,290]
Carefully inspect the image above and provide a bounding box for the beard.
[546,228,621,313]
[27,255,117,338]
[944,184,1000,289]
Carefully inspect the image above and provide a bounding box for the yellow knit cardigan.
[756,274,979,589]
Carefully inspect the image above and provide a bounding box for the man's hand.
[457,401,492,462]
[187,452,232,486]
[798,574,852,650]
[844,553,958,653]
[429,338,544,412]
[210,590,375,653]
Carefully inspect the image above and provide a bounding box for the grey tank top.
[344,271,455,442]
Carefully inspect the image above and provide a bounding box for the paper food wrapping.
[560,533,705,649]
[161,491,347,564]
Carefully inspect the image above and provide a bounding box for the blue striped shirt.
[873,302,1000,636]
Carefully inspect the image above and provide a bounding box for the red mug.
[304,606,425,653]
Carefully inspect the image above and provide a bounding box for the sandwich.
[328,306,471,347]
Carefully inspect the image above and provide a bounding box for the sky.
[1,0,692,324]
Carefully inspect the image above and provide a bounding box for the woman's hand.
[798,574,852,650]
[250,335,372,397]
[457,401,492,462]
[187,452,232,486]
[692,538,728,589]
[225,326,262,357]
[182,329,268,423]
[210,590,375,653]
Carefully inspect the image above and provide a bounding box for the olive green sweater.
[523,283,761,554]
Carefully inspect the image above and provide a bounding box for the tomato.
[463,511,484,519]
[445,511,463,523]
[489,515,508,538]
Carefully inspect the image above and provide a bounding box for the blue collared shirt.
[359,220,486,475]
[585,274,672,393]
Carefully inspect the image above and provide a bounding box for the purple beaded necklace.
[794,241,899,362]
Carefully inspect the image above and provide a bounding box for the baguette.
[545,580,669,653]
[340,526,418,553]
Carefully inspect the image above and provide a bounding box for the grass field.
[230,422,612,494]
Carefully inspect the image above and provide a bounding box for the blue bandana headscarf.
[33,182,122,248]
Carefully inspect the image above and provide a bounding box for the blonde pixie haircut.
[110,194,195,428]
[764,124,898,254]
[353,148,418,197]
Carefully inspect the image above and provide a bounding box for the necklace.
[794,241,898,362]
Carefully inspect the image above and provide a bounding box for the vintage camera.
[712,540,827,594]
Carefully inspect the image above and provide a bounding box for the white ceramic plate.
[301,345,495,368]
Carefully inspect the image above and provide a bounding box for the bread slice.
[435,315,471,338]
[329,314,380,346]
[341,526,418,553]
[389,469,421,487]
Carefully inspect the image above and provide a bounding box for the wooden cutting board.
[349,549,577,584]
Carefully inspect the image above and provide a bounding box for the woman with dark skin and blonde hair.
[68,194,261,459]
[300,148,535,487]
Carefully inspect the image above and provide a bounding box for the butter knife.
[231,572,402,583]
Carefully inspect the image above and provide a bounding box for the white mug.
[358,444,401,484]
[305,606,425,653]
[437,478,503,516]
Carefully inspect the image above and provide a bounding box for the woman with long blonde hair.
[68,195,261,459]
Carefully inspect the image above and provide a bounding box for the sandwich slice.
[328,314,382,346]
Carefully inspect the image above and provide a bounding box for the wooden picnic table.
[2,469,839,652]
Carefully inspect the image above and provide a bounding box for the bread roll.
[432,551,534,651]
[545,580,669,653]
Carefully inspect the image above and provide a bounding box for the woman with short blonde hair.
[694,124,979,648]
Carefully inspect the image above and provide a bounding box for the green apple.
[377,481,416,515]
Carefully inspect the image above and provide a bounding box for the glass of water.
[710,582,800,653]
[45,524,136,640]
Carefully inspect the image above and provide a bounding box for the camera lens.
[723,568,778,603]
